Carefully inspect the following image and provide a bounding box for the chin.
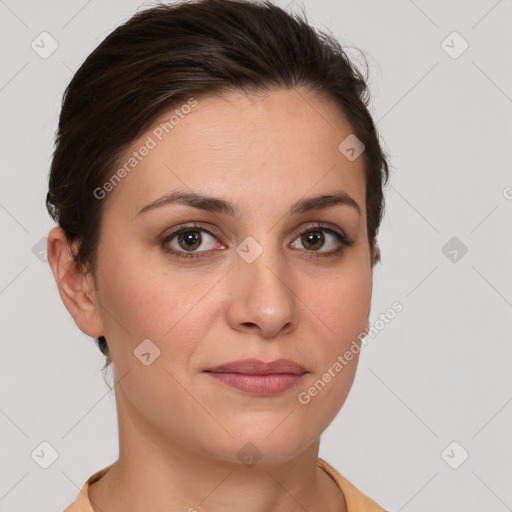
[202,420,314,467]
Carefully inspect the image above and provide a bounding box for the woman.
[46,1,390,510]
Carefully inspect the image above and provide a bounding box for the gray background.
[1,0,511,511]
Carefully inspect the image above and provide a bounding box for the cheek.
[115,358,215,453]
[95,247,221,366]
[297,257,371,414]
[96,264,217,435]
[313,260,372,346]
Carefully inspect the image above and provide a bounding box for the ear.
[372,245,381,266]
[47,226,104,338]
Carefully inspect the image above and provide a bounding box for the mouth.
[204,359,307,395]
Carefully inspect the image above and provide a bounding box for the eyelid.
[163,221,224,238]
[161,223,226,259]
[161,221,353,259]
[295,221,350,241]
[163,221,350,244]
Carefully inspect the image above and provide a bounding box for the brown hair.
[46,0,390,369]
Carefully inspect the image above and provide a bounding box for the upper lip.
[205,359,307,376]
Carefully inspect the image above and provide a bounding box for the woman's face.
[86,88,372,464]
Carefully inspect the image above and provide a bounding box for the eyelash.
[161,222,354,260]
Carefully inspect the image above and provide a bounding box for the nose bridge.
[228,234,299,336]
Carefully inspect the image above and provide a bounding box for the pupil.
[179,231,201,250]
[303,231,323,250]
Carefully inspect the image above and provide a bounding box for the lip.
[206,358,307,375]
[204,359,307,395]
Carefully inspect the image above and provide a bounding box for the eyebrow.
[135,190,361,218]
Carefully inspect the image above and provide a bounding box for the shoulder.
[64,459,388,512]
[63,464,114,512]
[317,458,388,512]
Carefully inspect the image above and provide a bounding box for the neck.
[88,388,346,512]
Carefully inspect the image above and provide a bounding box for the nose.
[225,243,300,339]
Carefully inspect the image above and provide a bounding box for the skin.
[48,87,377,512]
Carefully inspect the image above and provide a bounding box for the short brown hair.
[46,0,390,368]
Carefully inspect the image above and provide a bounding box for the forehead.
[102,87,366,219]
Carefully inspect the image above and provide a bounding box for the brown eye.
[177,230,202,251]
[300,230,325,250]
[292,227,349,255]
[163,225,221,258]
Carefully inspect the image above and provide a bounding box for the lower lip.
[205,372,305,395]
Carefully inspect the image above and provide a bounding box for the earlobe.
[47,227,104,338]
[368,243,380,278]
[372,245,381,266]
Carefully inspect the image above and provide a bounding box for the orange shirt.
[64,458,387,511]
